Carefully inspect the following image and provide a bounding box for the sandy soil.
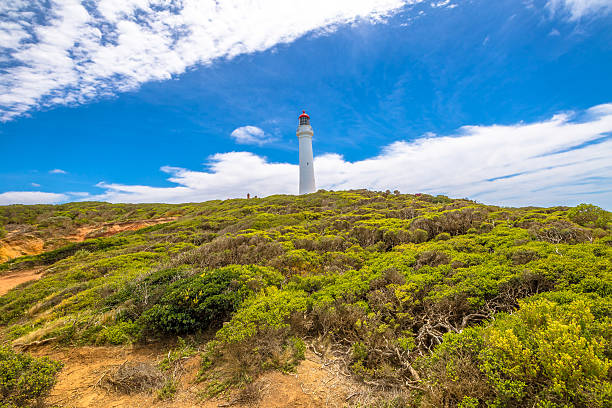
[0,267,44,296]
[0,236,44,263]
[29,345,355,408]
[65,217,178,243]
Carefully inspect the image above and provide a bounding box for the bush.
[175,234,284,269]
[480,298,611,407]
[421,295,612,408]
[215,286,308,344]
[94,321,141,345]
[156,379,177,400]
[568,204,611,229]
[139,265,282,335]
[508,248,539,265]
[0,346,63,408]
[412,228,428,243]
[435,232,451,241]
[415,250,450,269]
[198,288,309,392]
[531,221,589,244]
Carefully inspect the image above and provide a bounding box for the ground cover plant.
[0,190,610,407]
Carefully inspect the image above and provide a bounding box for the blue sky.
[1,0,611,208]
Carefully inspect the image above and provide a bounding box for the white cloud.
[93,153,297,203]
[49,168,67,174]
[0,0,425,121]
[67,191,91,197]
[230,126,275,145]
[88,103,612,209]
[0,191,68,205]
[431,1,452,7]
[547,0,612,19]
[31,182,41,187]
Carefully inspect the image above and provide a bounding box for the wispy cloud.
[547,0,612,19]
[49,168,67,174]
[0,0,432,121]
[82,103,612,209]
[230,126,275,145]
[0,191,68,205]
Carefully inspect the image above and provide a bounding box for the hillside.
[0,202,184,263]
[0,190,610,408]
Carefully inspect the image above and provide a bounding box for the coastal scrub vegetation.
[0,190,610,406]
[0,346,62,408]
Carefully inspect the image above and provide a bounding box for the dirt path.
[0,267,44,296]
[30,345,356,408]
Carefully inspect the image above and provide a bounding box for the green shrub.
[0,346,63,407]
[480,297,611,407]
[508,248,540,265]
[215,286,308,344]
[156,379,177,400]
[435,232,451,241]
[139,265,282,335]
[412,228,428,243]
[94,321,141,345]
[198,288,309,390]
[421,295,612,408]
[568,204,611,229]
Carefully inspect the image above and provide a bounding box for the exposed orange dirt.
[0,236,44,263]
[0,267,44,296]
[65,217,178,243]
[29,345,357,408]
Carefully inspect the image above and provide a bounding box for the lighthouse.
[297,110,316,194]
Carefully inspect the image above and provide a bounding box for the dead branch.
[13,337,56,350]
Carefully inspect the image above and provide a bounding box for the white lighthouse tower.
[297,110,316,194]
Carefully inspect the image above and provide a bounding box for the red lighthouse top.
[298,110,310,125]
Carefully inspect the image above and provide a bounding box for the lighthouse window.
[300,116,309,125]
